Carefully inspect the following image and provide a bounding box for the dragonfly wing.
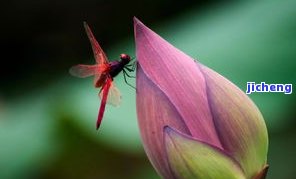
[97,78,112,130]
[69,64,98,78]
[107,81,121,106]
[94,73,106,88]
[99,78,121,107]
[83,22,109,65]
[93,63,111,87]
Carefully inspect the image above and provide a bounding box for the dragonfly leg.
[123,70,135,78]
[125,61,136,72]
[123,69,136,89]
[124,63,136,78]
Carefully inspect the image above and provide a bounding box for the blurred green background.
[0,0,295,178]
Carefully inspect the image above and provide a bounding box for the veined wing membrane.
[99,78,121,106]
[83,22,109,65]
[69,64,98,78]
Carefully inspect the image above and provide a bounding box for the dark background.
[1,0,218,97]
[0,0,295,179]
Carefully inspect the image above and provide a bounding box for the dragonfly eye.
[120,54,131,63]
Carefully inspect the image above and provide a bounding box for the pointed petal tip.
[133,17,145,27]
[83,21,89,29]
[133,17,141,28]
[133,16,140,24]
[133,17,148,36]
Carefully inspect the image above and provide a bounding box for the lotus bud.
[134,17,268,179]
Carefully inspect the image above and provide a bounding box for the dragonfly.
[69,22,135,130]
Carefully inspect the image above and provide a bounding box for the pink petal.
[137,64,189,178]
[134,17,222,148]
[199,64,268,178]
[134,17,268,178]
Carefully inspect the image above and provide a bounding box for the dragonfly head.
[120,54,131,65]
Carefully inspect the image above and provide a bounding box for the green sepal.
[164,126,246,179]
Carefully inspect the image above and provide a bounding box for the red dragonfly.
[69,22,135,130]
